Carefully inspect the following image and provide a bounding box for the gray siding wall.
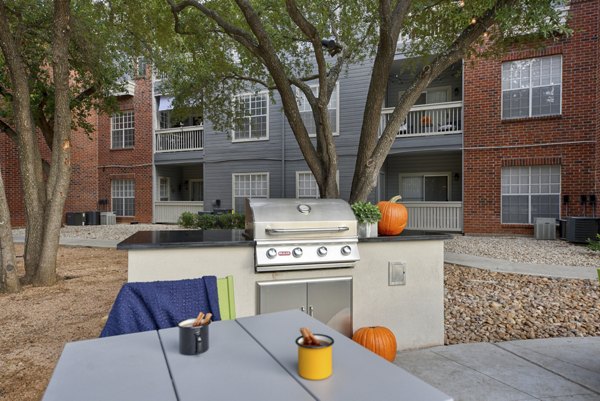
[189,57,463,209]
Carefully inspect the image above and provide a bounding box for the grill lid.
[245,198,358,240]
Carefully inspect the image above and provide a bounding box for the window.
[232,173,269,212]
[233,93,268,141]
[399,173,451,201]
[296,171,320,198]
[297,84,339,136]
[501,166,560,224]
[189,179,203,201]
[502,55,562,119]
[157,97,202,129]
[159,177,170,201]
[112,179,135,216]
[111,112,134,149]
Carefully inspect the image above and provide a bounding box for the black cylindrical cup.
[178,318,209,355]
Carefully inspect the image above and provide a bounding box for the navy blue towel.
[100,276,221,337]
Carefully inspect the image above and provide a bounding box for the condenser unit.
[534,218,557,240]
[565,217,599,243]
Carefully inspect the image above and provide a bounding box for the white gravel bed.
[445,235,600,267]
[12,224,182,242]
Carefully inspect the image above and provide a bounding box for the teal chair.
[217,276,236,320]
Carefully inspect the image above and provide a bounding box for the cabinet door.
[307,277,352,337]
[257,281,307,315]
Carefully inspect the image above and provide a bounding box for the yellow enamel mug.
[296,334,334,380]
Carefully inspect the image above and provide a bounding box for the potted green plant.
[351,201,382,238]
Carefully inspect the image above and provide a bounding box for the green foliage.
[0,0,137,139]
[177,211,245,230]
[177,212,197,228]
[351,201,382,224]
[586,234,600,252]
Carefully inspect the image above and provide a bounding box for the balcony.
[155,126,204,153]
[380,101,462,137]
[403,201,463,232]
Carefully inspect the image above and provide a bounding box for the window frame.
[296,83,340,137]
[231,92,270,142]
[110,111,135,149]
[158,177,170,202]
[501,165,561,225]
[231,172,270,212]
[501,55,563,120]
[111,179,135,217]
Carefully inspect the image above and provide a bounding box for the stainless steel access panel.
[256,277,352,337]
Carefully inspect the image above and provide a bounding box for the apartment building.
[2,0,597,236]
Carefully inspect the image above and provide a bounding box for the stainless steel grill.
[245,198,360,272]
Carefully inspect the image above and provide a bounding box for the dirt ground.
[0,245,128,401]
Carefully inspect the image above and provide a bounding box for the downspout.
[281,107,286,198]
[460,59,465,234]
[151,74,157,223]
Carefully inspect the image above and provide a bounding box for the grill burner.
[245,199,360,272]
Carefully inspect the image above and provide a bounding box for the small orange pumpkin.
[377,195,408,236]
[352,326,397,362]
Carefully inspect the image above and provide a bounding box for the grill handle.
[265,226,350,235]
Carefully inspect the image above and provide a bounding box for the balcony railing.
[154,201,204,223]
[155,126,204,153]
[380,101,462,137]
[402,201,463,232]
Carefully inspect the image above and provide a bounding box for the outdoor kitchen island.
[118,228,450,351]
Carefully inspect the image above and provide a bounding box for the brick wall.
[97,70,154,223]
[1,115,99,228]
[463,0,599,235]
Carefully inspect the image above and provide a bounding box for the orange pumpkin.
[352,326,397,362]
[377,195,408,236]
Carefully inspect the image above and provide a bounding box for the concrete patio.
[395,336,600,401]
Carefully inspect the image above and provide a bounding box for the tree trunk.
[0,2,46,284]
[0,167,20,293]
[32,0,72,286]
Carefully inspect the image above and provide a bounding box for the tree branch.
[0,118,16,140]
[166,0,261,57]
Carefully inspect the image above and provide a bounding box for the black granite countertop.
[358,230,453,242]
[117,229,451,250]
[117,229,252,250]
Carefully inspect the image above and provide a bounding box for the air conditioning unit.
[101,212,117,225]
[534,218,557,240]
[565,217,599,243]
[66,212,85,226]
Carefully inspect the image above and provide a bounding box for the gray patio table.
[42,310,453,401]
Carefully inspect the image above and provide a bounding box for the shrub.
[197,213,217,229]
[587,234,600,252]
[177,211,246,230]
[215,212,245,229]
[178,212,198,228]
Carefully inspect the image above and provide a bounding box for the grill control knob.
[292,247,303,258]
[266,248,277,259]
[317,246,328,257]
[341,245,352,256]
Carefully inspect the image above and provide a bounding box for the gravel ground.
[444,235,600,267]
[12,224,181,242]
[445,263,599,345]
